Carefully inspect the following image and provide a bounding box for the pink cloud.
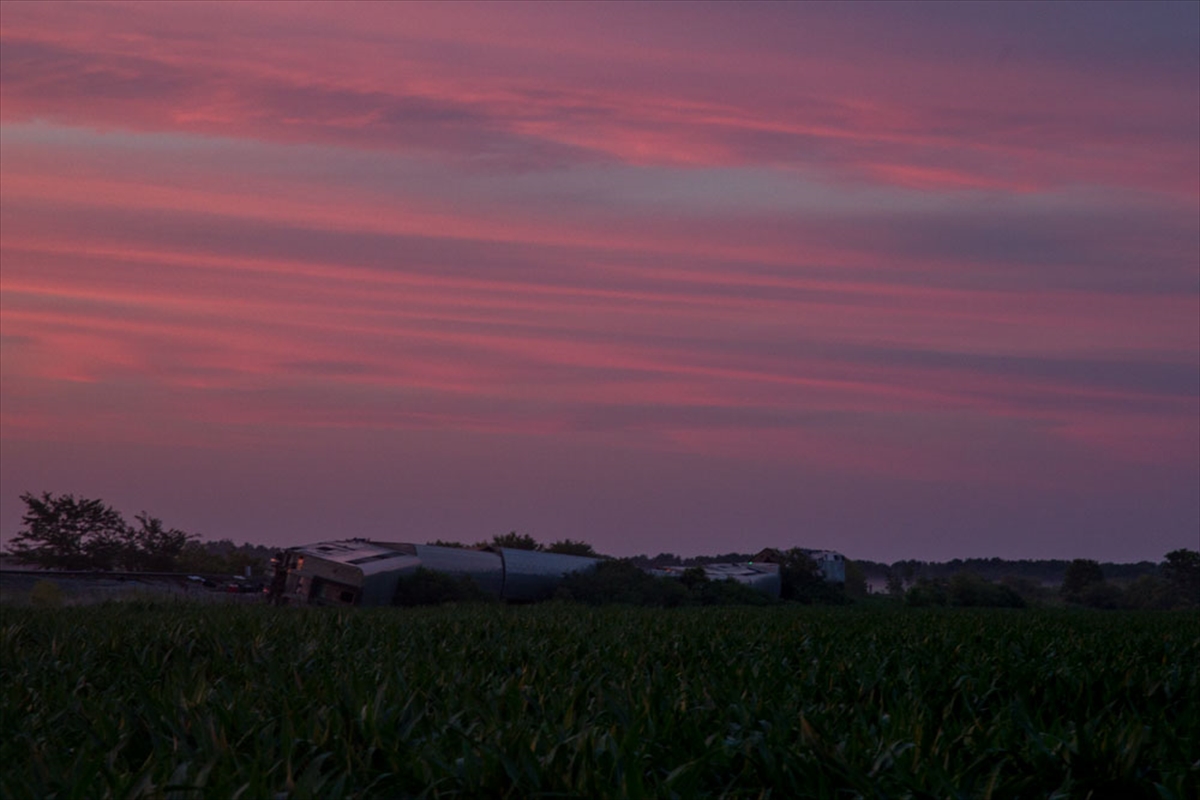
[1,2,1196,559]
[2,2,1195,196]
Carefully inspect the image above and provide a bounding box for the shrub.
[681,568,775,606]
[1123,575,1181,610]
[557,560,691,607]
[544,539,599,557]
[1061,559,1105,603]
[393,568,492,606]
[1162,549,1200,607]
[695,577,775,606]
[999,575,1054,606]
[556,560,779,607]
[1080,582,1126,610]
[948,573,1026,608]
[905,578,948,607]
[778,550,848,605]
[29,580,64,608]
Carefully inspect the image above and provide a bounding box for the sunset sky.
[2,1,1197,563]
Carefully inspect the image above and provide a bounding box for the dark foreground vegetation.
[390,555,842,608]
[3,604,1197,799]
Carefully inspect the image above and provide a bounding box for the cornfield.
[2,604,1197,798]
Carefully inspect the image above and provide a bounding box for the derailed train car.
[267,539,808,607]
[267,539,601,606]
[646,561,782,597]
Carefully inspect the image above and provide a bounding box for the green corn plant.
[1,606,1196,798]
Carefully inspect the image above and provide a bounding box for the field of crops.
[3,604,1197,799]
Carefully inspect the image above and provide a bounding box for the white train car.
[267,539,599,607]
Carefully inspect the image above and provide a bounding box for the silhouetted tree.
[11,491,212,573]
[681,567,773,606]
[10,492,129,571]
[125,513,195,571]
[844,559,868,598]
[679,566,709,591]
[544,538,598,557]
[779,549,846,604]
[489,531,541,551]
[1061,559,1105,603]
[1123,574,1181,610]
[905,578,949,607]
[175,539,271,576]
[1000,575,1054,606]
[176,541,229,573]
[1080,582,1126,610]
[947,572,1026,608]
[1162,549,1200,606]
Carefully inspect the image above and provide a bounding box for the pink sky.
[2,1,1197,562]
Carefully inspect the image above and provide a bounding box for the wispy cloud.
[1,1,1196,560]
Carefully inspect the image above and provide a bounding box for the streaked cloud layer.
[2,1,1196,561]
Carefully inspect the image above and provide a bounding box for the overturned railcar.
[267,539,600,607]
[751,547,847,584]
[647,562,782,597]
[807,550,846,584]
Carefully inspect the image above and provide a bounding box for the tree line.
[868,556,1165,587]
[428,531,599,557]
[892,553,1199,610]
[5,494,844,604]
[8,491,1197,609]
[391,547,844,607]
[6,492,271,575]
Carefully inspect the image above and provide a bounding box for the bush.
[905,578,948,607]
[1162,549,1200,607]
[1061,559,1105,603]
[557,560,691,607]
[684,569,775,606]
[1080,582,1126,610]
[948,573,1026,608]
[393,568,492,606]
[905,575,1026,609]
[999,575,1054,606]
[556,560,774,607]
[29,580,64,608]
[1123,575,1182,610]
[544,539,599,557]
[778,550,848,605]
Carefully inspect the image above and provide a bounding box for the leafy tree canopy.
[777,548,847,604]
[544,539,598,557]
[843,559,868,598]
[125,513,193,572]
[175,539,272,576]
[7,491,236,574]
[1061,559,1105,602]
[555,559,771,608]
[9,492,166,571]
[1162,549,1200,606]
[488,531,542,551]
